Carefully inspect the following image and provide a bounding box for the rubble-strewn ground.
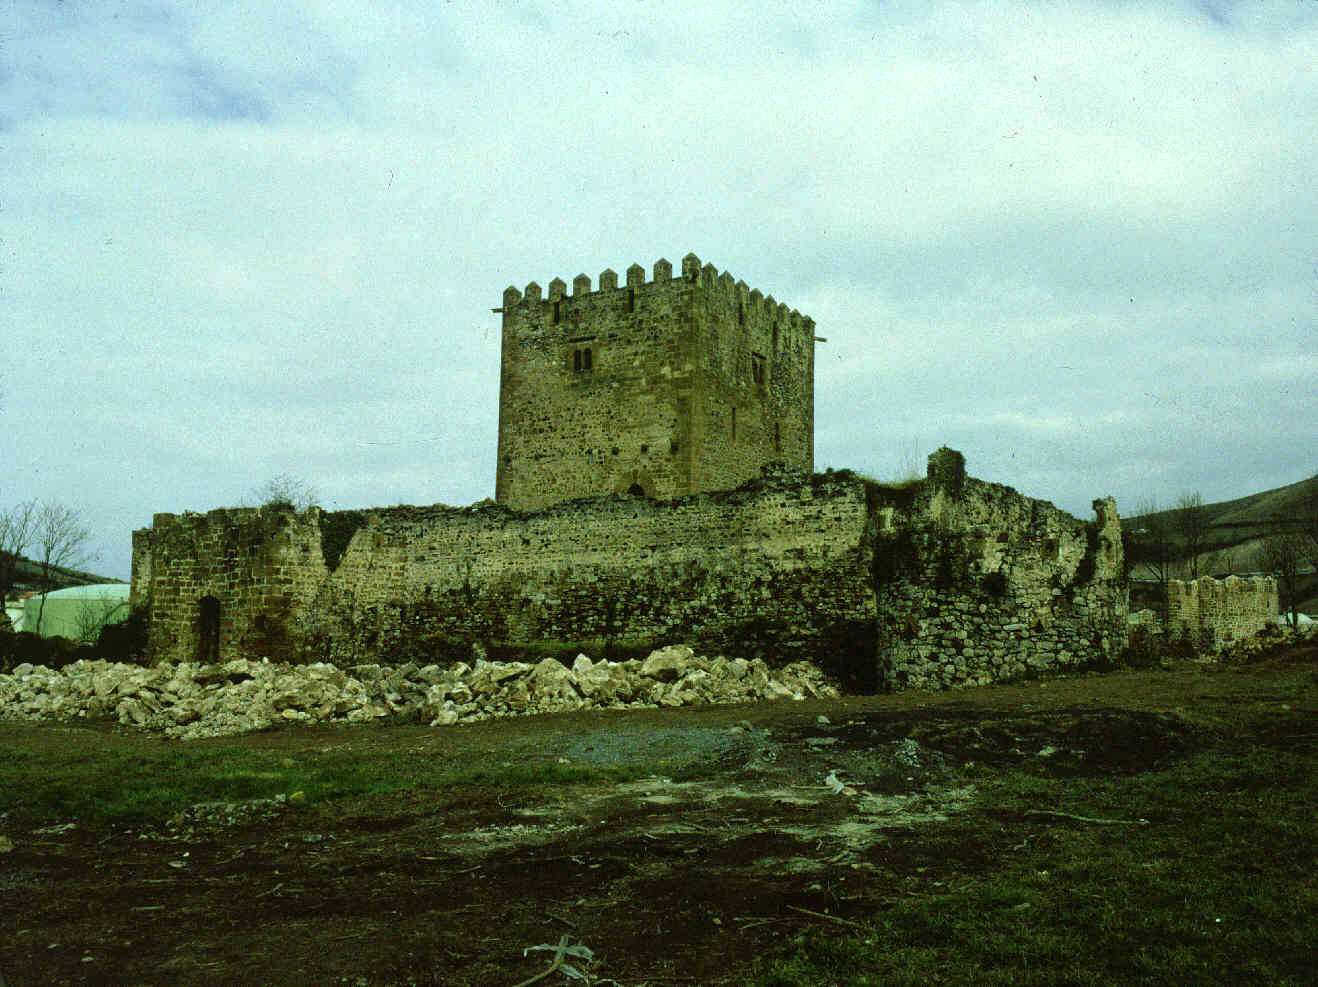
[2,638,1316,985]
[0,645,838,739]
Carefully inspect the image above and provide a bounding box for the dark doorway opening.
[197,596,221,664]
[626,482,645,497]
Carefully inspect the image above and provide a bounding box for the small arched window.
[582,347,592,371]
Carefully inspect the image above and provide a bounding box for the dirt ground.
[1,654,1313,986]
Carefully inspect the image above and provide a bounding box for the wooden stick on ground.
[785,905,868,929]
[1025,809,1150,826]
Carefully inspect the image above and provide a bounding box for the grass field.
[755,745,1318,985]
[1,640,1315,985]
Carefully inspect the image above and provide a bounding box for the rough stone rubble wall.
[134,508,328,666]
[873,455,1127,690]
[133,455,1129,693]
[137,470,877,680]
[1165,575,1278,651]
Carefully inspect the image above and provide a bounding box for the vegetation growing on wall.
[926,445,967,497]
[871,526,920,587]
[981,570,1008,597]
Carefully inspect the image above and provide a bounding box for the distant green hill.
[1123,474,1317,556]
[7,556,124,595]
[1123,473,1317,613]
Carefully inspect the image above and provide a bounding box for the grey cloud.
[4,0,1317,579]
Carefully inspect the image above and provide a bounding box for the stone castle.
[132,254,1137,690]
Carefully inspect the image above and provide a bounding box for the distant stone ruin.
[1166,575,1279,652]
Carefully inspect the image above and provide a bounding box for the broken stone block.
[642,644,695,682]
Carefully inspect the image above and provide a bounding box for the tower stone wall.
[495,253,814,510]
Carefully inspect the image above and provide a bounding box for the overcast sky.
[3,0,1316,580]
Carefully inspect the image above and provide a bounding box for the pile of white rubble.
[0,645,839,739]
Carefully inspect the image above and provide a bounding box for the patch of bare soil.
[2,654,1313,986]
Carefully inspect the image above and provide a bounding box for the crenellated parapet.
[499,252,813,335]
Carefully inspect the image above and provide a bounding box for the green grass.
[755,747,1318,986]
[0,744,687,824]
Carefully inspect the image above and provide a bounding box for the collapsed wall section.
[872,449,1128,690]
[1166,575,1278,651]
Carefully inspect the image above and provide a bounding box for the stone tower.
[495,253,815,510]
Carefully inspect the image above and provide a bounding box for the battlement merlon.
[498,253,814,329]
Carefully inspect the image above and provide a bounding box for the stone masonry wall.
[137,469,876,682]
[134,452,1129,694]
[495,254,813,511]
[873,450,1128,690]
[1166,575,1278,652]
[687,259,815,495]
[136,507,329,666]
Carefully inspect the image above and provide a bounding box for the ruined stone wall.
[136,507,328,664]
[129,528,152,610]
[495,254,813,511]
[137,471,876,679]
[873,451,1128,690]
[133,453,1128,692]
[1166,575,1278,651]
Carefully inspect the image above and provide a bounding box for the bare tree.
[73,596,127,646]
[1257,533,1305,629]
[1,500,37,602]
[252,473,320,512]
[31,502,91,636]
[1127,498,1174,619]
[1175,490,1208,579]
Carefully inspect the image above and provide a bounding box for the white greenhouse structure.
[20,583,131,641]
